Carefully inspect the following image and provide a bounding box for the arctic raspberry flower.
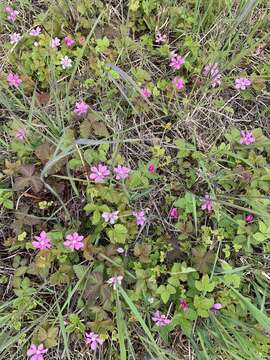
[60,56,72,69]
[235,78,251,90]
[152,311,171,326]
[133,211,146,226]
[27,344,48,360]
[32,231,51,250]
[107,275,123,289]
[85,332,104,350]
[89,164,110,183]
[79,36,85,45]
[211,303,222,314]
[240,131,255,145]
[113,165,131,180]
[180,299,189,312]
[7,72,22,87]
[64,232,84,251]
[170,207,178,219]
[170,54,185,70]
[201,193,213,212]
[64,36,75,47]
[172,77,184,90]
[155,32,167,44]
[74,101,89,115]
[15,128,26,141]
[30,27,42,36]
[140,88,151,98]
[245,214,254,223]
[51,37,60,49]
[254,43,266,55]
[148,164,155,173]
[5,7,19,22]
[10,32,21,45]
[102,211,119,224]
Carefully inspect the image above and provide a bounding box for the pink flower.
[27,344,48,360]
[10,32,21,45]
[140,88,151,98]
[170,54,185,70]
[74,101,89,115]
[254,43,266,55]
[117,247,125,254]
[170,207,178,219]
[32,231,51,250]
[235,78,251,90]
[240,131,255,145]
[245,214,254,223]
[203,63,221,87]
[64,36,75,47]
[107,275,123,289]
[114,165,131,180]
[152,311,171,326]
[148,164,155,173]
[60,56,72,69]
[211,303,222,314]
[5,7,19,22]
[79,36,85,45]
[201,193,213,212]
[64,232,84,251]
[15,128,26,141]
[7,72,22,87]
[180,299,189,312]
[102,211,119,224]
[89,164,110,183]
[133,211,146,226]
[172,77,184,90]
[85,332,104,350]
[51,37,60,49]
[155,32,167,44]
[30,27,42,36]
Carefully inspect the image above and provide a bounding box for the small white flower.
[10,32,21,45]
[148,297,155,304]
[117,247,124,254]
[107,275,123,290]
[34,41,39,47]
[60,56,72,69]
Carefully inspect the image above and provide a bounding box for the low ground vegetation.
[0,1,269,359]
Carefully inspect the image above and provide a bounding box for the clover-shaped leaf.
[13,165,43,193]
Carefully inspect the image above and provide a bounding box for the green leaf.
[73,265,88,280]
[194,295,214,318]
[253,232,267,243]
[92,210,101,225]
[3,198,13,209]
[195,274,215,292]
[108,224,128,244]
[175,139,195,158]
[157,284,176,304]
[96,37,110,53]
[258,221,270,235]
[231,288,270,333]
[129,0,140,12]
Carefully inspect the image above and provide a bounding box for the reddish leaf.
[30,176,44,193]
[18,164,35,177]
[36,92,50,106]
[13,177,30,191]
